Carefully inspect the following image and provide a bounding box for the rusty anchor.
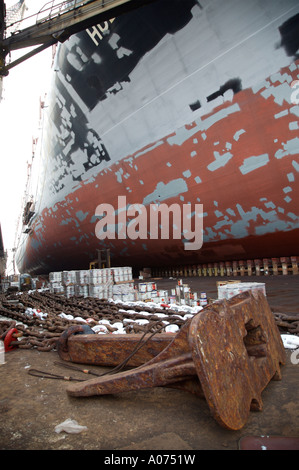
[64,291,286,430]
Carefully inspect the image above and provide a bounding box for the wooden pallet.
[153,256,299,278]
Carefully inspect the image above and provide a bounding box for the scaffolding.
[0,0,157,75]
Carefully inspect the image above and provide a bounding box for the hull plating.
[16,0,299,274]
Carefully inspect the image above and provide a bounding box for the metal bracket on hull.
[64,291,286,430]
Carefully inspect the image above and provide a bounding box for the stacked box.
[53,284,64,294]
[157,290,169,303]
[89,285,113,299]
[112,282,136,302]
[75,285,89,297]
[49,272,62,282]
[217,282,266,300]
[137,281,160,302]
[49,271,64,294]
[199,292,208,306]
[112,266,133,283]
[48,269,204,306]
[89,268,113,285]
[173,281,201,306]
[138,281,157,292]
[136,280,201,306]
[175,284,192,305]
[49,268,116,299]
[64,285,75,298]
[76,270,90,285]
[62,270,77,285]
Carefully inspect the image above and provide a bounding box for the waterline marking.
[95,196,203,251]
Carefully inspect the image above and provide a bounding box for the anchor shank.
[67,352,195,397]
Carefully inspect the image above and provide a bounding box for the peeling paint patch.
[226,208,236,217]
[167,104,240,147]
[207,151,233,172]
[76,210,89,221]
[90,214,100,224]
[202,104,240,131]
[270,72,292,84]
[290,106,299,118]
[292,160,299,172]
[287,212,298,221]
[183,170,191,178]
[275,137,299,159]
[264,201,276,209]
[214,219,233,230]
[143,178,188,205]
[214,210,223,218]
[205,227,217,239]
[219,203,290,240]
[31,238,43,251]
[239,154,269,175]
[289,121,299,130]
[274,109,288,119]
[60,217,74,226]
[252,80,269,94]
[115,168,124,183]
[233,129,245,141]
[261,82,292,106]
[255,220,291,236]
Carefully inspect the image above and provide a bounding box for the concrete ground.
[0,275,298,451]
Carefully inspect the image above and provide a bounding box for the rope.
[53,361,101,376]
[28,368,85,381]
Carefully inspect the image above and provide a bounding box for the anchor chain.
[0,289,298,353]
[0,290,189,352]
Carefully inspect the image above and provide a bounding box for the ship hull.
[16,0,299,275]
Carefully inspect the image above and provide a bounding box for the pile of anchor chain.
[272,311,299,336]
[0,291,190,352]
[1,291,298,353]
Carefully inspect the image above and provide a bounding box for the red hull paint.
[20,62,299,274]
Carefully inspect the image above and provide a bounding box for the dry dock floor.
[0,275,298,451]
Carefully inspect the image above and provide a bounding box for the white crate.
[218,282,266,300]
